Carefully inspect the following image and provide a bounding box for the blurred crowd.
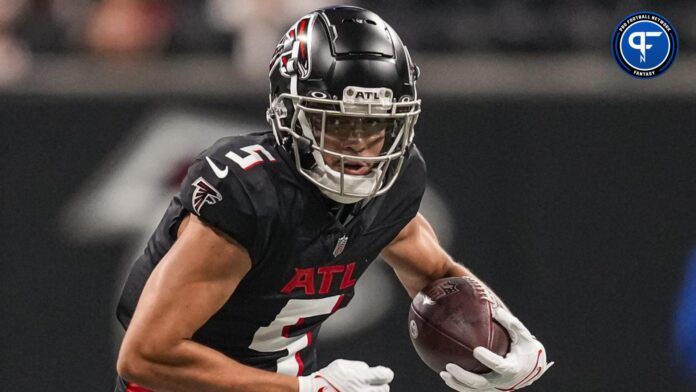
[0,0,298,56]
[0,0,342,85]
[0,0,694,87]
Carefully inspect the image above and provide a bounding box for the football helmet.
[267,6,421,204]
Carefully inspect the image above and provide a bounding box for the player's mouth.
[330,160,373,175]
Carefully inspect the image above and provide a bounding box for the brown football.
[408,277,510,374]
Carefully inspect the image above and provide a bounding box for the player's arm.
[381,213,553,391]
[116,213,297,392]
[380,213,472,298]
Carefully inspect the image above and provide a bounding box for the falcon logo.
[191,177,222,214]
[269,14,314,79]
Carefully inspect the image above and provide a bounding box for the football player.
[115,6,552,392]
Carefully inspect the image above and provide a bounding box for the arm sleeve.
[179,157,257,254]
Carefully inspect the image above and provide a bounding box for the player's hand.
[440,305,553,391]
[298,359,394,392]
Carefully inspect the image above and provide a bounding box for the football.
[408,276,510,374]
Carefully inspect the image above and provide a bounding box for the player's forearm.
[117,339,298,392]
[445,259,472,279]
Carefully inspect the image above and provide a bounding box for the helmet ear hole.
[412,65,420,81]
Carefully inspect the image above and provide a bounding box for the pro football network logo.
[611,11,678,78]
[192,177,222,214]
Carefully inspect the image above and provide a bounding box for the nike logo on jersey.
[206,156,229,178]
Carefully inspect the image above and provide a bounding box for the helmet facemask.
[269,86,420,204]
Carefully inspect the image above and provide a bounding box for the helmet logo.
[309,91,328,99]
[269,15,314,79]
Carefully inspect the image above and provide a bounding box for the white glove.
[440,298,553,391]
[298,359,394,392]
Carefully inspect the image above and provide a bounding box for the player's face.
[308,114,388,175]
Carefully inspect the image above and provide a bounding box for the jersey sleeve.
[179,156,257,253]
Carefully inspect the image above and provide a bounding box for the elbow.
[117,344,148,383]
[117,337,160,384]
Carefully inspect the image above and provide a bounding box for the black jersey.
[117,131,426,376]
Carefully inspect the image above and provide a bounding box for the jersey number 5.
[249,295,344,376]
[225,144,277,170]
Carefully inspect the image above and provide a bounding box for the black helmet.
[267,5,421,204]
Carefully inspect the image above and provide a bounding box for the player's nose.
[341,130,368,154]
[341,135,367,154]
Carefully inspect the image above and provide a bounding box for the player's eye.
[364,119,386,132]
[306,112,397,141]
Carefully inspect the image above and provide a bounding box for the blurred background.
[2,0,696,391]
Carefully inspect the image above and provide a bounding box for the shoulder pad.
[179,133,286,253]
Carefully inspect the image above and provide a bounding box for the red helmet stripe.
[298,19,309,60]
